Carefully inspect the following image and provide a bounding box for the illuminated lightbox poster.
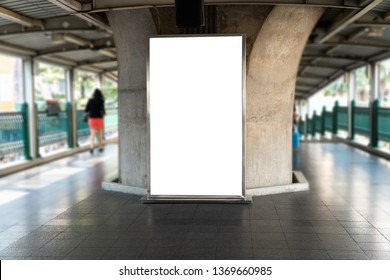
[148,35,245,200]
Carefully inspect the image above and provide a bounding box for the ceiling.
[1,0,390,97]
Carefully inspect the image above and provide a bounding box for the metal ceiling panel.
[0,0,69,21]
[5,33,53,51]
[56,49,105,62]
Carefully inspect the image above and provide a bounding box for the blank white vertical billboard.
[148,35,245,199]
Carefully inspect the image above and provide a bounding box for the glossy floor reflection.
[1,142,390,259]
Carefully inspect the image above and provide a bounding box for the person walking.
[85,88,106,154]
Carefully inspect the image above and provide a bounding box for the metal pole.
[369,62,379,147]
[23,58,38,159]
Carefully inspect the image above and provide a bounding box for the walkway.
[0,142,390,259]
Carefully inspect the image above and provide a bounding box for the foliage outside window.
[308,76,348,117]
[35,62,66,111]
[379,59,390,108]
[354,66,370,107]
[102,77,118,109]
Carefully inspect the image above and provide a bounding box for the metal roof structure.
[1,1,390,94]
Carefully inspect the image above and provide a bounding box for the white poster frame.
[146,34,246,202]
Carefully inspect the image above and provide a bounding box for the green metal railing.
[300,100,390,147]
[378,106,390,142]
[0,111,25,157]
[0,103,31,159]
[76,110,90,140]
[0,103,118,161]
[337,106,348,131]
[37,110,69,147]
[324,111,333,133]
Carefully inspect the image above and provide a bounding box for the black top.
[85,98,105,118]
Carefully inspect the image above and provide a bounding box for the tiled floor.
[0,142,390,259]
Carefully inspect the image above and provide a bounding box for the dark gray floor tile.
[250,225,283,233]
[364,251,390,260]
[65,247,107,259]
[186,232,218,240]
[0,247,37,258]
[77,238,116,248]
[321,239,361,250]
[253,248,292,260]
[174,246,216,259]
[340,221,374,228]
[217,238,252,248]
[327,250,368,260]
[284,233,319,241]
[351,234,389,243]
[281,225,316,233]
[216,246,253,258]
[188,225,219,232]
[287,240,325,250]
[140,246,176,259]
[30,246,74,257]
[182,238,219,248]
[252,232,285,241]
[358,242,390,251]
[345,227,381,235]
[252,240,288,249]
[313,225,347,234]
[290,249,330,260]
[220,225,251,233]
[217,232,251,240]
[221,219,250,226]
[317,233,355,242]
[6,238,49,249]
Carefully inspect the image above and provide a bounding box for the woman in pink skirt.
[85,89,106,154]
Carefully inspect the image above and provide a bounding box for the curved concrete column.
[107,10,156,188]
[246,6,324,188]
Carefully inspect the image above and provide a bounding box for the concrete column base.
[102,171,308,198]
[246,171,309,197]
[102,181,148,196]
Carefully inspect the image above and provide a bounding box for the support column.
[347,71,356,140]
[23,58,38,159]
[107,9,157,189]
[65,68,77,148]
[369,62,379,147]
[246,6,324,188]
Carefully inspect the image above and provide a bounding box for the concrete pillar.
[246,6,324,188]
[347,71,356,139]
[107,9,157,189]
[369,62,379,147]
[65,68,77,147]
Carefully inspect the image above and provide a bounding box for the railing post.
[305,113,309,137]
[321,106,326,136]
[312,110,316,137]
[370,99,379,148]
[298,117,304,135]
[349,100,355,140]
[35,103,41,158]
[66,102,75,148]
[333,101,339,135]
[20,102,32,160]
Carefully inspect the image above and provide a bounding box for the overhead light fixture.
[98,49,116,58]
[367,27,384,37]
[51,34,65,44]
[51,33,94,48]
